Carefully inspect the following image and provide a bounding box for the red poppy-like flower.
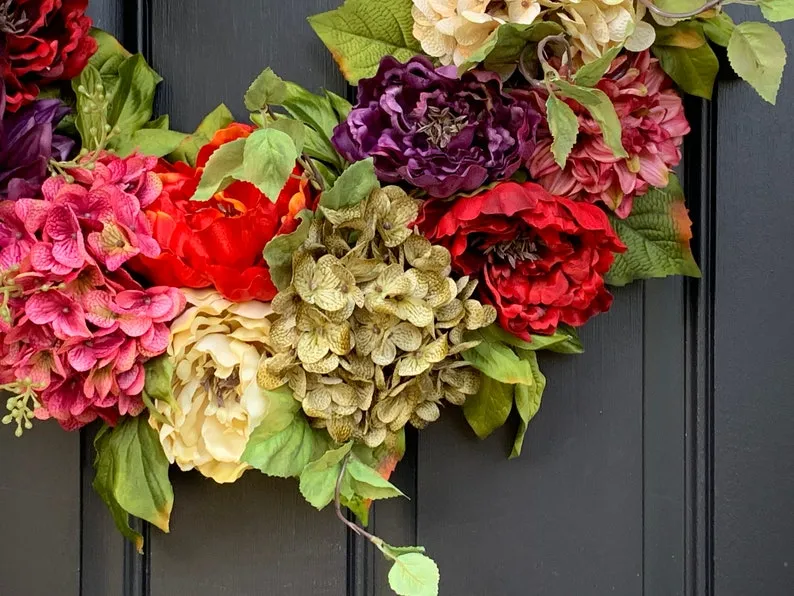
[419,181,626,339]
[528,50,690,218]
[130,123,316,302]
[0,0,97,112]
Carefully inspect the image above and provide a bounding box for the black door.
[1,2,793,595]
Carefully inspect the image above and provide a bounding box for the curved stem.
[637,0,722,19]
[537,34,571,78]
[334,454,380,545]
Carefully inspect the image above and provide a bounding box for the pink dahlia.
[528,51,690,218]
[0,153,184,431]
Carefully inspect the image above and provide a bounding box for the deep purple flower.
[332,56,540,198]
[0,81,74,201]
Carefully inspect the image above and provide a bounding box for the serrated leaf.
[388,553,440,596]
[308,0,422,84]
[266,118,306,154]
[545,93,579,168]
[727,22,787,105]
[572,44,623,86]
[93,417,173,545]
[458,22,563,76]
[243,415,316,478]
[345,457,405,500]
[510,350,546,459]
[299,442,354,509]
[606,175,701,286]
[263,210,313,290]
[651,42,719,100]
[244,67,288,111]
[167,103,234,166]
[700,13,735,48]
[319,158,378,211]
[463,375,514,440]
[553,80,627,159]
[760,0,794,23]
[242,128,298,200]
[381,544,427,557]
[190,137,246,201]
[89,28,131,72]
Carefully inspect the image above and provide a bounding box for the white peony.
[150,289,273,484]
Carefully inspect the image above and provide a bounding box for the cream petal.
[625,20,655,51]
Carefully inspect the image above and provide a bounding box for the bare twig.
[637,0,723,19]
[333,454,380,545]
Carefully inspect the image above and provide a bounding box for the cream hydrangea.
[150,289,273,484]
[548,0,656,64]
[412,0,543,66]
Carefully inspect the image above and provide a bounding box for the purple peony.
[0,81,74,201]
[332,56,540,198]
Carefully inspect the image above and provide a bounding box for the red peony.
[130,123,316,302]
[419,181,625,340]
[528,50,690,218]
[0,0,97,112]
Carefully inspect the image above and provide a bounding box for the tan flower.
[150,289,273,484]
[549,0,655,64]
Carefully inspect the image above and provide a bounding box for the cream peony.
[412,0,543,66]
[548,0,656,64]
[150,289,273,483]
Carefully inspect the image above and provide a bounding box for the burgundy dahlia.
[0,82,74,200]
[332,56,540,198]
[0,0,97,112]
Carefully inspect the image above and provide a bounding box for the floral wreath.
[0,0,788,594]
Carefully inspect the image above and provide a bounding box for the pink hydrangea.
[528,51,691,218]
[0,153,184,430]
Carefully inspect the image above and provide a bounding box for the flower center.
[484,236,542,268]
[0,0,27,35]
[418,106,468,149]
[202,370,240,407]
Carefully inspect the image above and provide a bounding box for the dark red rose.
[418,181,626,340]
[0,0,97,112]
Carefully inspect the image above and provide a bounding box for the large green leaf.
[553,80,627,159]
[651,43,719,100]
[479,324,584,355]
[263,210,313,290]
[93,417,174,547]
[654,21,707,50]
[242,416,317,478]
[344,457,405,500]
[388,552,440,596]
[244,67,288,111]
[242,128,299,201]
[190,137,246,201]
[606,175,701,286]
[319,158,378,211]
[700,13,735,48]
[463,375,515,440]
[114,128,187,158]
[545,93,579,168]
[299,442,354,509]
[510,350,546,459]
[727,22,787,105]
[167,103,234,167]
[461,338,535,385]
[308,0,422,84]
[760,0,794,22]
[106,55,163,147]
[88,28,131,72]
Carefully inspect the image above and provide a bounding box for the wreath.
[0,0,789,594]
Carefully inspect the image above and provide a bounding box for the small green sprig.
[1,379,43,437]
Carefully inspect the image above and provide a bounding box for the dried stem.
[333,454,381,546]
[637,0,723,19]
[537,34,571,78]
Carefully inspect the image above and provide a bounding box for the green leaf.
[462,337,535,385]
[319,158,378,211]
[387,553,440,596]
[463,375,515,440]
[654,21,707,50]
[700,13,735,48]
[326,90,352,120]
[299,442,354,509]
[553,80,627,159]
[458,22,564,75]
[143,354,176,409]
[651,43,719,100]
[190,137,246,201]
[606,174,701,286]
[545,93,579,168]
[72,64,106,151]
[727,22,787,105]
[345,457,405,500]
[381,544,427,557]
[572,44,623,86]
[242,128,299,201]
[510,351,546,459]
[243,416,316,478]
[144,114,170,130]
[167,103,234,167]
[244,67,288,111]
[89,28,131,71]
[115,128,187,158]
[478,324,583,355]
[308,0,422,84]
[266,118,306,154]
[94,417,174,540]
[760,0,794,22]
[654,0,710,11]
[106,55,163,145]
[263,210,314,290]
